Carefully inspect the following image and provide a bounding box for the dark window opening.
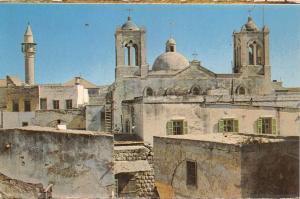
[186,161,197,186]
[262,118,272,134]
[22,122,28,127]
[24,100,31,112]
[238,87,246,95]
[53,100,59,109]
[125,120,130,133]
[146,87,153,96]
[12,101,19,112]
[191,87,200,95]
[40,98,47,110]
[66,99,72,109]
[115,173,136,197]
[170,46,175,52]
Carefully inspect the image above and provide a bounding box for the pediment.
[175,65,216,79]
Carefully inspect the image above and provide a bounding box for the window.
[248,44,254,65]
[24,100,31,112]
[257,117,276,135]
[22,122,28,127]
[170,46,175,52]
[256,45,263,65]
[166,120,188,135]
[191,86,201,95]
[66,99,72,109]
[186,160,197,186]
[115,173,136,197]
[40,98,47,110]
[236,86,246,95]
[218,119,239,133]
[12,100,19,112]
[53,100,59,109]
[145,87,153,97]
[125,120,130,133]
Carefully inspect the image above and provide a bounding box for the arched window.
[124,41,138,66]
[145,87,153,97]
[133,44,138,66]
[124,46,129,65]
[248,44,254,65]
[256,45,263,65]
[191,86,201,95]
[238,87,246,95]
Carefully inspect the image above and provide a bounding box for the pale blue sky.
[0,4,299,87]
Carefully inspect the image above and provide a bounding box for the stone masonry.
[114,145,155,197]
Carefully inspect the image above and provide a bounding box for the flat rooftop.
[155,133,296,145]
[0,126,112,137]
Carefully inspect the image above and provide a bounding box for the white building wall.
[39,85,89,110]
[1,111,35,128]
[136,103,300,145]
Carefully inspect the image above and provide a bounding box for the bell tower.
[22,24,36,85]
[233,17,270,80]
[115,16,148,80]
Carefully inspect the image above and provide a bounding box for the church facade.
[105,16,299,143]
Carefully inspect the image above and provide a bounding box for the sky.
[0,4,299,87]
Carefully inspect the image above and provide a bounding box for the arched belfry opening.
[123,41,138,66]
[248,44,254,65]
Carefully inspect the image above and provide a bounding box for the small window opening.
[186,160,197,186]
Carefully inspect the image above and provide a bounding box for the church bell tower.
[22,24,36,85]
[115,16,148,80]
[233,17,270,80]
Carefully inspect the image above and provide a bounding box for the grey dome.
[121,17,139,30]
[152,52,189,71]
[166,38,176,45]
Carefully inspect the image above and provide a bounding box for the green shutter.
[166,121,173,135]
[257,118,262,134]
[233,120,239,133]
[272,118,277,135]
[218,119,224,133]
[183,121,188,134]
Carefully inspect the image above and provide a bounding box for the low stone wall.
[0,127,114,198]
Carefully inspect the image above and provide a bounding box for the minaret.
[22,24,36,85]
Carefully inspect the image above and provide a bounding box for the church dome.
[152,51,189,71]
[121,16,139,31]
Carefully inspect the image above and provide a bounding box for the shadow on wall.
[240,140,299,198]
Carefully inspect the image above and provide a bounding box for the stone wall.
[240,140,299,197]
[153,135,299,198]
[86,105,105,131]
[34,109,85,129]
[114,145,155,197]
[0,127,114,198]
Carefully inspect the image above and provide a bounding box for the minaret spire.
[22,23,36,85]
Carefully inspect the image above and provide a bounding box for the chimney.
[75,77,81,85]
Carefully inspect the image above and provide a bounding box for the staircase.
[105,104,112,132]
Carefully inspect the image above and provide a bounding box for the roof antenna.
[262,5,265,27]
[248,5,256,18]
[169,21,175,38]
